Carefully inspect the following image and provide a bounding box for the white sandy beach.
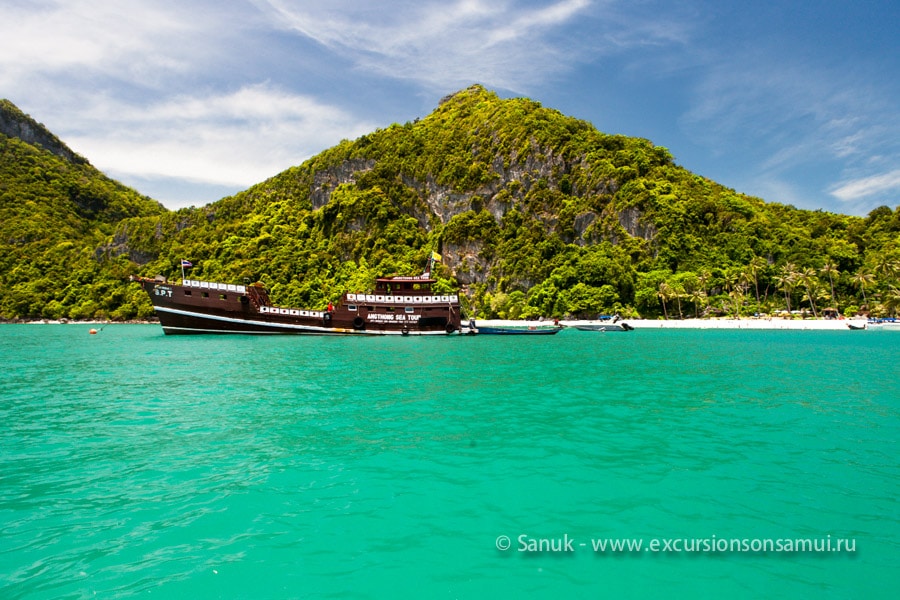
[475,318,870,331]
[18,317,879,331]
[614,318,867,330]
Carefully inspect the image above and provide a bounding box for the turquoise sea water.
[1,324,897,599]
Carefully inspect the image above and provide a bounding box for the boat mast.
[425,250,441,276]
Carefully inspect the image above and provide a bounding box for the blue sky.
[2,0,898,215]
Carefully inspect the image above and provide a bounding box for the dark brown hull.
[135,278,461,336]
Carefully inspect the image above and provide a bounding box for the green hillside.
[2,87,899,320]
[0,100,167,319]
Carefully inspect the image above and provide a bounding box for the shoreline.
[477,318,870,331]
[5,319,157,325]
[616,318,865,330]
[2,317,875,331]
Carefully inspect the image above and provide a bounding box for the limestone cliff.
[0,99,87,166]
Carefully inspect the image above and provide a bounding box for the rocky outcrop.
[617,205,656,241]
[305,141,649,288]
[442,240,492,285]
[95,217,191,265]
[309,158,376,210]
[0,99,87,165]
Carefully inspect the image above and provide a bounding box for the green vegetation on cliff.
[1,87,899,321]
[0,107,166,319]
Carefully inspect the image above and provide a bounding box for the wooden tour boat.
[132,264,462,336]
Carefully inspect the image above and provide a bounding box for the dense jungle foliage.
[0,120,166,320]
[1,86,899,321]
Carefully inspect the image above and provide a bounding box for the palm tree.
[672,282,685,319]
[748,256,768,307]
[728,287,745,318]
[687,289,707,318]
[739,268,754,315]
[657,282,674,319]
[803,280,828,318]
[873,256,900,282]
[723,270,749,318]
[698,270,712,294]
[851,269,875,310]
[820,262,839,310]
[882,285,900,317]
[798,268,820,318]
[773,263,798,314]
[683,277,707,318]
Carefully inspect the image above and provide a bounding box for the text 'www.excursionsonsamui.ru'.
[495,534,857,554]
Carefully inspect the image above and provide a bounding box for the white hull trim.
[155,306,454,336]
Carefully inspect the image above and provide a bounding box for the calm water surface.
[1,324,897,598]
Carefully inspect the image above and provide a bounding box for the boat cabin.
[374,274,436,296]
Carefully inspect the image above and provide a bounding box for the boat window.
[347,305,357,311]
[183,290,191,296]
[405,307,414,313]
[219,294,227,300]
[201,292,209,298]
[385,306,394,312]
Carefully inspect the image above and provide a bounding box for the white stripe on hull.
[154,306,454,335]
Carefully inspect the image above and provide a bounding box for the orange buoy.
[89,328,98,335]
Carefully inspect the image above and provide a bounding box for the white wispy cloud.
[683,57,835,151]
[1,1,372,205]
[255,0,617,90]
[830,170,900,203]
[483,0,591,47]
[1,0,695,209]
[3,0,894,215]
[679,44,900,212]
[0,0,199,87]
[65,85,376,188]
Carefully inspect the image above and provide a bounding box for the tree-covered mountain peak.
[0,99,168,320]
[0,99,88,167]
[112,85,896,321]
[1,88,898,322]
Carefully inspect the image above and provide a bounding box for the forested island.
[1,86,898,322]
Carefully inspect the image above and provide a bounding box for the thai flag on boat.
[181,260,193,268]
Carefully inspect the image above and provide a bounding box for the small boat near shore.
[570,316,634,332]
[132,266,461,336]
[867,318,900,330]
[469,320,562,335]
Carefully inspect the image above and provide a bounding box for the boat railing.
[259,307,326,318]
[183,279,247,294]
[346,293,459,304]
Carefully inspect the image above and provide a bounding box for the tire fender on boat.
[445,323,456,334]
[353,316,365,330]
[401,326,410,336]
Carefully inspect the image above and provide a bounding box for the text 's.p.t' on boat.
[132,258,462,335]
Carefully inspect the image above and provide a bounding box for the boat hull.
[571,322,634,332]
[475,325,561,335]
[134,277,461,336]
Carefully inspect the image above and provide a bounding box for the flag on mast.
[180,259,192,281]
[425,250,442,276]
